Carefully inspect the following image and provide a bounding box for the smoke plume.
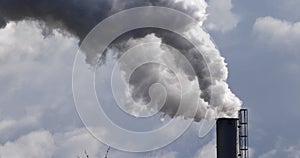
[0,0,203,40]
[0,0,242,121]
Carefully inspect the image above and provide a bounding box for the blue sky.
[0,0,300,158]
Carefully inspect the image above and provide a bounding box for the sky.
[0,0,300,158]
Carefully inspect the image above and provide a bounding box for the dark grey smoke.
[0,0,200,41]
[0,0,112,39]
[0,17,5,28]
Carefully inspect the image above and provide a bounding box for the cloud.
[258,137,300,158]
[0,115,40,143]
[52,128,105,158]
[0,129,109,158]
[253,16,300,52]
[204,0,239,32]
[259,149,277,158]
[285,145,300,158]
[194,137,216,158]
[0,20,82,140]
[0,130,55,158]
[150,151,177,158]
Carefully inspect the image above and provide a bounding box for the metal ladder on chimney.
[238,109,249,158]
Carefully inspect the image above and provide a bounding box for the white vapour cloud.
[110,0,241,121]
[253,16,300,51]
[172,0,208,24]
[114,34,203,119]
[174,0,242,119]
[205,0,239,32]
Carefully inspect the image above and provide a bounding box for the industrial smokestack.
[216,118,239,158]
[216,109,249,158]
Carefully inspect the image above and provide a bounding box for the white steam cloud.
[0,0,242,122]
[106,1,242,121]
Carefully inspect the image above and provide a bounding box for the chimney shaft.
[216,118,238,158]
